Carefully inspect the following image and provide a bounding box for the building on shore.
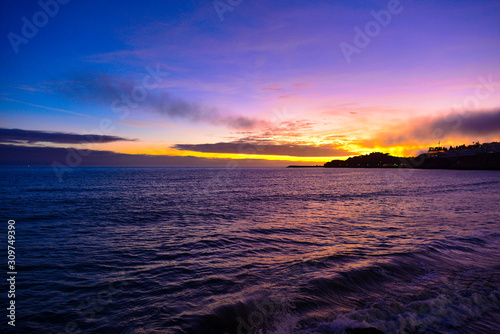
[426,142,500,158]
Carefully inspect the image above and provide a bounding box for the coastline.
[288,151,500,170]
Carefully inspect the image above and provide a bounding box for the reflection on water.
[1,167,499,333]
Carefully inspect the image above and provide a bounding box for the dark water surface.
[1,167,499,333]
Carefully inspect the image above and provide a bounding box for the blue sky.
[1,0,500,164]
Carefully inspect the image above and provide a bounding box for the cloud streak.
[0,128,136,145]
[0,144,301,167]
[173,142,353,157]
[432,109,500,136]
[55,72,267,130]
[376,109,500,146]
[1,97,94,118]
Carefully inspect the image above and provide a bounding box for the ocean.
[1,167,499,333]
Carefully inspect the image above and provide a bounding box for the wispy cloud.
[1,97,94,118]
[261,87,285,92]
[0,144,302,167]
[0,128,136,145]
[173,141,353,157]
[373,108,500,146]
[54,72,268,130]
[13,85,44,92]
[431,109,500,136]
[321,103,403,116]
[292,83,315,91]
[259,83,315,99]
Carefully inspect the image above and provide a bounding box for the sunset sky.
[1,0,500,166]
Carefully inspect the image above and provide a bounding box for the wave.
[177,232,500,334]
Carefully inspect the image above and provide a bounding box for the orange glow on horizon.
[64,134,499,165]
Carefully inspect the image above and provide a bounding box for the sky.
[1,0,500,166]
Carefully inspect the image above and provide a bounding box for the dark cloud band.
[0,128,136,145]
[0,144,301,167]
[173,142,353,157]
[378,109,500,146]
[57,72,266,130]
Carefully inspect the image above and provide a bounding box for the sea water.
[1,167,499,333]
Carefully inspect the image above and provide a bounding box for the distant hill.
[324,152,405,168]
[323,149,500,170]
[414,152,500,170]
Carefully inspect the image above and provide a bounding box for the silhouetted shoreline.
[288,148,500,170]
